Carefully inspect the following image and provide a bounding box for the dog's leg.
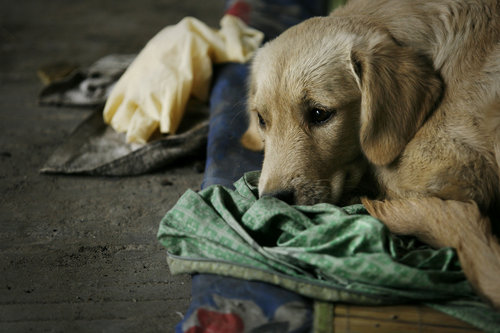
[362,197,500,309]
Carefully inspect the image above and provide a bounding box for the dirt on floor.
[0,1,225,331]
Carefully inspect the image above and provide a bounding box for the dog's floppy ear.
[241,111,264,151]
[350,36,443,166]
[241,62,264,151]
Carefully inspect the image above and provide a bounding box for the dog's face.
[246,22,366,205]
[242,17,442,205]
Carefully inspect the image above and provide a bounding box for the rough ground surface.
[0,1,224,331]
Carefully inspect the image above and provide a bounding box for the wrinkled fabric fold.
[158,172,473,301]
[159,172,500,331]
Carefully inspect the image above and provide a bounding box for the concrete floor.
[0,1,225,331]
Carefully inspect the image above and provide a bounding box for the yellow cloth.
[103,15,264,144]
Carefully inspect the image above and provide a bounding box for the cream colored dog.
[242,0,500,307]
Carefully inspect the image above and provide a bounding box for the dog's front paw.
[360,197,481,248]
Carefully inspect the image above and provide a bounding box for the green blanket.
[158,171,500,332]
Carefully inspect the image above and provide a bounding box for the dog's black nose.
[261,190,296,205]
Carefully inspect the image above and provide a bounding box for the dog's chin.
[294,166,367,206]
[290,171,346,206]
[329,171,347,204]
[259,160,368,206]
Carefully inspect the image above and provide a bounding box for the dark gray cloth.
[38,54,135,107]
[40,102,208,176]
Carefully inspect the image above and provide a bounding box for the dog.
[241,0,500,307]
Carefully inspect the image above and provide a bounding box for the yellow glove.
[103,15,264,144]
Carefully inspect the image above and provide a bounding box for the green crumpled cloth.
[158,171,500,332]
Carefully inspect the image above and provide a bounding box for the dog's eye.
[257,113,266,128]
[309,108,334,125]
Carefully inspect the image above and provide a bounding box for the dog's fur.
[241,0,500,307]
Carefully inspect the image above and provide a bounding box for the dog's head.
[242,17,442,205]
